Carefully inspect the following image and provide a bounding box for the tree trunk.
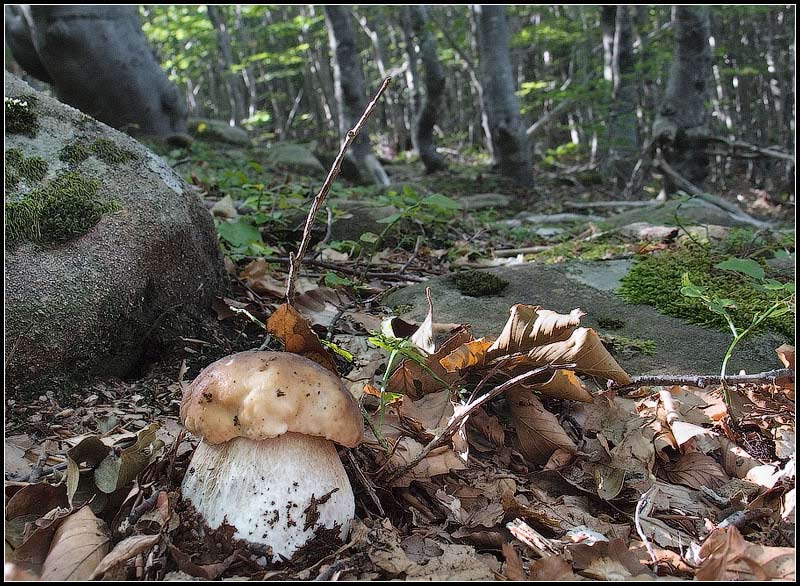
[207,5,247,126]
[605,5,639,188]
[408,5,447,173]
[653,6,712,191]
[600,6,616,83]
[473,5,534,188]
[324,6,390,186]
[7,5,187,137]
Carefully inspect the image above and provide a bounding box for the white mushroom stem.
[181,433,355,560]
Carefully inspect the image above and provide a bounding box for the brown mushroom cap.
[180,350,363,447]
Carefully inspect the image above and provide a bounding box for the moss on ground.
[6,149,49,185]
[89,138,139,164]
[533,240,630,263]
[452,270,509,297]
[5,96,39,137]
[618,242,794,338]
[6,171,120,246]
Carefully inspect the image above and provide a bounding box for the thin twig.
[381,363,573,484]
[610,368,794,392]
[635,485,659,566]
[286,77,392,302]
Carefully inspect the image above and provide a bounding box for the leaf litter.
[4,264,795,580]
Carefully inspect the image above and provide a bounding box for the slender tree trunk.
[600,6,616,83]
[653,6,713,191]
[473,5,534,188]
[207,5,247,126]
[408,5,447,173]
[7,5,186,136]
[324,6,390,186]
[605,5,639,188]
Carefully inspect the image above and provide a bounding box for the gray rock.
[603,199,750,229]
[261,143,325,176]
[385,261,787,377]
[188,117,251,146]
[5,74,227,399]
[459,193,511,211]
[328,200,400,241]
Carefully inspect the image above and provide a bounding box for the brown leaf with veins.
[488,305,586,359]
[266,303,338,372]
[507,387,577,465]
[41,506,110,581]
[502,543,526,580]
[439,338,493,373]
[658,452,728,490]
[526,369,594,402]
[528,555,578,581]
[697,526,795,581]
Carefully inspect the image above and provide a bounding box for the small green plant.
[681,256,795,422]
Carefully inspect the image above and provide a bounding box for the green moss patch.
[5,149,49,184]
[618,244,794,338]
[89,138,139,164]
[532,240,630,264]
[452,270,509,297]
[5,96,39,137]
[60,142,92,164]
[6,171,120,246]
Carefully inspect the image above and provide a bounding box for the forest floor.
[5,138,796,581]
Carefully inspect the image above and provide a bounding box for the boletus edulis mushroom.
[180,351,363,559]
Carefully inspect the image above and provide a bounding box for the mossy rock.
[188,117,251,146]
[5,72,227,402]
[261,143,325,176]
[452,270,509,297]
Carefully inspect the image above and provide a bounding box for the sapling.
[681,256,795,423]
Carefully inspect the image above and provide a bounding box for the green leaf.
[359,232,379,244]
[216,218,263,248]
[421,193,460,211]
[376,212,404,224]
[66,437,111,507]
[94,424,161,493]
[320,339,353,361]
[715,258,765,280]
[324,272,353,288]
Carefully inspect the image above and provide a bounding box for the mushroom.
[179,350,363,560]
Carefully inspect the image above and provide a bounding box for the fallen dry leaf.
[502,542,526,580]
[696,525,795,581]
[90,534,161,579]
[41,506,110,581]
[266,303,338,372]
[507,387,577,465]
[659,452,728,490]
[487,305,586,358]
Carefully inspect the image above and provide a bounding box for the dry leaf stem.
[286,77,392,302]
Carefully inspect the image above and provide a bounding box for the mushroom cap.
[181,350,363,447]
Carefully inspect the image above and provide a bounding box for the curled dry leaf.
[697,525,795,581]
[569,538,655,580]
[502,542,526,581]
[167,543,241,580]
[409,287,436,355]
[90,534,161,579]
[41,506,110,581]
[266,303,338,373]
[525,369,593,403]
[95,423,161,494]
[439,339,493,373]
[658,452,728,491]
[487,304,585,358]
[506,387,576,465]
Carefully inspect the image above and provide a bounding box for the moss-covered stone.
[60,142,92,165]
[533,240,629,264]
[6,171,120,246]
[6,170,20,191]
[89,138,139,164]
[6,149,49,184]
[5,96,39,137]
[602,334,657,356]
[452,270,509,297]
[5,148,24,167]
[618,243,794,337]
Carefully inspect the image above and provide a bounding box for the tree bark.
[408,5,447,173]
[605,5,639,188]
[324,6,390,186]
[653,6,713,191]
[473,5,534,188]
[600,6,617,83]
[6,5,187,136]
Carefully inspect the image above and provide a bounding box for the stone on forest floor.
[188,117,251,146]
[261,142,325,176]
[602,199,756,229]
[385,260,787,377]
[5,74,227,400]
[458,193,512,211]
[619,222,731,242]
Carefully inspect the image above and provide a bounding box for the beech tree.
[5,5,187,136]
[472,5,534,187]
[652,6,713,190]
[207,5,247,126]
[406,5,447,173]
[324,5,390,186]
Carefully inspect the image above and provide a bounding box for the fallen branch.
[609,368,794,391]
[286,77,391,302]
[654,155,772,229]
[705,136,795,165]
[381,363,573,484]
[526,99,574,138]
[564,200,660,210]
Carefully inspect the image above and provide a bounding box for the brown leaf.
[528,369,593,402]
[526,328,631,385]
[439,338,493,373]
[658,452,728,490]
[502,542,527,580]
[409,287,436,355]
[266,303,338,372]
[569,538,655,580]
[167,543,241,580]
[507,387,577,465]
[697,526,795,581]
[240,259,286,297]
[90,534,161,579]
[776,343,795,370]
[41,506,110,581]
[294,286,349,328]
[467,408,505,449]
[488,305,585,359]
[528,555,577,581]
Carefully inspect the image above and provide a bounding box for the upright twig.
[285,77,392,302]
